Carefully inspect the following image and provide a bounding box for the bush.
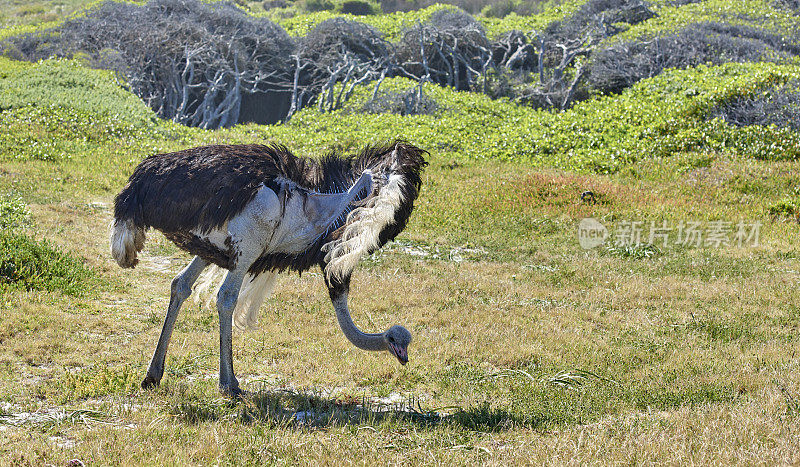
[544,0,655,40]
[300,17,388,66]
[3,0,296,129]
[709,79,800,130]
[379,0,545,14]
[296,18,390,113]
[300,0,337,11]
[0,190,95,297]
[589,21,798,95]
[300,62,800,168]
[362,87,441,114]
[396,8,491,89]
[339,0,379,15]
[0,58,155,123]
[774,0,800,12]
[263,0,289,9]
[0,231,96,296]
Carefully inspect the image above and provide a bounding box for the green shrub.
[0,57,155,123]
[590,22,797,95]
[290,61,800,170]
[0,189,98,298]
[709,79,800,131]
[300,0,337,11]
[0,58,189,161]
[0,195,30,230]
[610,0,800,44]
[0,231,97,296]
[768,199,800,219]
[339,0,379,14]
[362,87,442,114]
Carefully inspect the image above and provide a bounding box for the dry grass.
[2,141,800,464]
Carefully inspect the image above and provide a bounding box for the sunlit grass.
[2,141,799,462]
[0,8,800,462]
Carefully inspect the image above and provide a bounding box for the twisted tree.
[4,0,296,128]
[395,9,492,90]
[292,18,392,115]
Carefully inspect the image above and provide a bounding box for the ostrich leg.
[142,256,208,389]
[216,268,247,396]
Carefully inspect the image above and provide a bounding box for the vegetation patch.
[626,383,738,410]
[0,230,97,296]
[4,0,798,134]
[709,79,800,130]
[590,21,798,95]
[768,198,800,220]
[53,365,140,403]
[305,61,800,168]
[0,193,97,299]
[0,57,155,122]
[361,86,442,114]
[0,194,30,229]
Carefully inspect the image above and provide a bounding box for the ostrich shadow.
[171,387,529,431]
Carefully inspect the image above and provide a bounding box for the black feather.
[113,140,427,273]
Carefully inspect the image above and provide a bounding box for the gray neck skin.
[332,293,387,351]
[306,171,372,235]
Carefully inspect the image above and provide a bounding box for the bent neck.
[332,293,387,352]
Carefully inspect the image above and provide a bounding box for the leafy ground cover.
[261,1,586,39]
[1,0,800,464]
[612,0,800,43]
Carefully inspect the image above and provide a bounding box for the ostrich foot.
[141,375,160,390]
[219,379,242,398]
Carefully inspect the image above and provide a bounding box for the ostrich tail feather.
[192,265,223,309]
[323,174,405,281]
[192,266,276,331]
[110,219,145,268]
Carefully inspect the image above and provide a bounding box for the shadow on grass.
[169,388,529,431]
[166,372,739,431]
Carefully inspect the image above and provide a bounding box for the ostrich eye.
[388,336,395,343]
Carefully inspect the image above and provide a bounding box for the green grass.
[0,230,98,296]
[0,194,30,228]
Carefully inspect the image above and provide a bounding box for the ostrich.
[111,141,427,396]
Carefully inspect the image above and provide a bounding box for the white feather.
[324,174,406,281]
[192,266,277,331]
[232,271,277,331]
[110,219,145,268]
[192,265,224,309]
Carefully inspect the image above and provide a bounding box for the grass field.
[2,1,800,465]
[2,92,800,464]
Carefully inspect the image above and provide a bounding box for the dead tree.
[289,18,393,116]
[4,0,296,129]
[395,10,492,91]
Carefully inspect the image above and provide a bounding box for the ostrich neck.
[332,293,387,352]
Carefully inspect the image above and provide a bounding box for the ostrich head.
[384,325,411,365]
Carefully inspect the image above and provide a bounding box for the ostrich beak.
[389,343,408,365]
